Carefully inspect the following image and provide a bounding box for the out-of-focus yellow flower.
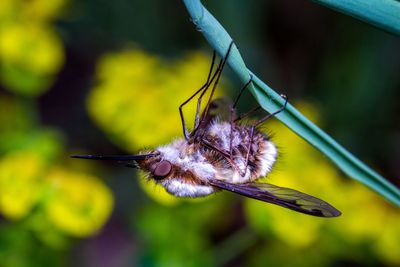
[44,168,113,237]
[0,0,66,96]
[0,0,12,19]
[88,48,225,150]
[0,152,46,219]
[245,102,400,264]
[1,23,63,74]
[0,0,67,22]
[374,217,400,264]
[0,23,64,95]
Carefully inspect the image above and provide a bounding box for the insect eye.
[153,160,172,180]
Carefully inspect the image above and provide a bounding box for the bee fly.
[73,42,341,217]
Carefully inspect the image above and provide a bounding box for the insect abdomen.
[204,121,278,182]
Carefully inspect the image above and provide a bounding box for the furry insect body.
[72,42,341,217]
[138,120,277,197]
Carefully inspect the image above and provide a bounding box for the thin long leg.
[200,139,245,176]
[194,41,234,136]
[193,57,224,131]
[242,95,288,176]
[179,51,217,140]
[234,95,288,125]
[232,75,253,110]
[229,76,253,158]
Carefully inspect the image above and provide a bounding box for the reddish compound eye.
[153,160,172,180]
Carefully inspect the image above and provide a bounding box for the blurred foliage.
[0,0,399,267]
[44,168,113,237]
[0,110,113,265]
[0,151,45,220]
[0,1,114,266]
[0,90,113,241]
[134,196,227,267]
[0,0,65,96]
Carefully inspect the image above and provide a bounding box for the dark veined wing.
[209,179,341,217]
[193,98,234,139]
[206,98,232,121]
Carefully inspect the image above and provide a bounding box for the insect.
[73,42,341,218]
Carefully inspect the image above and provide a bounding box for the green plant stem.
[311,0,400,35]
[182,0,400,206]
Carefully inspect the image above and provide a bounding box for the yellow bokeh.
[22,0,67,22]
[0,23,64,74]
[0,152,114,240]
[0,0,67,22]
[0,152,46,220]
[88,48,226,151]
[44,168,114,237]
[0,0,65,95]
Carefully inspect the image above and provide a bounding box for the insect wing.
[205,98,233,122]
[209,179,341,217]
[197,98,233,134]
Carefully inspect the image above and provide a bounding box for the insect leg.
[234,106,262,122]
[253,94,288,128]
[194,41,234,136]
[192,56,224,133]
[179,51,217,140]
[242,95,288,176]
[229,76,253,158]
[200,139,246,176]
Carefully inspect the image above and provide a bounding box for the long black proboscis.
[71,154,156,161]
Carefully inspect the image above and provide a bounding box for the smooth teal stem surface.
[182,0,400,206]
[312,0,400,35]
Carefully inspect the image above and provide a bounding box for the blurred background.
[1,0,400,266]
